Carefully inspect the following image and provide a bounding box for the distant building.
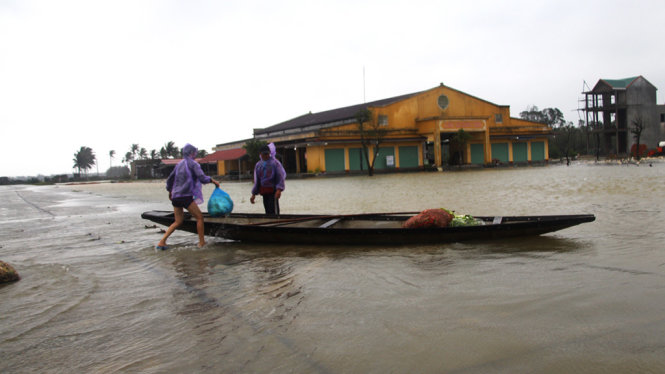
[582,76,665,156]
[135,144,250,179]
[131,159,162,179]
[249,84,550,174]
[209,140,251,176]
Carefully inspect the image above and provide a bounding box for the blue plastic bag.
[208,187,233,217]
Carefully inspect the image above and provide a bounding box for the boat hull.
[141,211,595,245]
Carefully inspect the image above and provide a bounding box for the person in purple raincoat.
[250,143,286,216]
[156,143,219,249]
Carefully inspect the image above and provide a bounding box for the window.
[495,114,503,124]
[660,113,665,123]
[378,115,388,126]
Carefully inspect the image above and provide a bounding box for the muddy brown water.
[1,162,664,373]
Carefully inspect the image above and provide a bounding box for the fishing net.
[402,209,454,228]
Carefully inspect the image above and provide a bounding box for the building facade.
[583,76,665,156]
[250,84,550,174]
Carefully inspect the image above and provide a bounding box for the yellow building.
[252,84,550,174]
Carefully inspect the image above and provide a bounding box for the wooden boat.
[141,211,595,245]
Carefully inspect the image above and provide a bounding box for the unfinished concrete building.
[583,76,665,156]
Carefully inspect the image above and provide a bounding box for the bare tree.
[630,114,646,160]
[451,129,471,166]
[554,121,575,165]
[355,108,388,176]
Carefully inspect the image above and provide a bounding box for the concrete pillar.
[483,123,491,164]
[434,120,442,167]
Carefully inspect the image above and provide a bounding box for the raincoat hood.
[182,143,198,158]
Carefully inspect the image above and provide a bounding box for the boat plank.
[320,218,342,228]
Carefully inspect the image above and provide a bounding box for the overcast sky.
[1,0,664,177]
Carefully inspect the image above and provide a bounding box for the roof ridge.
[600,76,641,89]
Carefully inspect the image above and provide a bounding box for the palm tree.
[109,150,115,169]
[123,151,133,165]
[130,144,140,160]
[162,141,180,158]
[139,147,148,160]
[73,146,96,177]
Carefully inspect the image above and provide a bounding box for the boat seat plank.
[493,216,502,224]
[320,218,342,228]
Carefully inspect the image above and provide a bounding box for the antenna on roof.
[363,66,366,103]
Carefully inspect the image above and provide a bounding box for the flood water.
[1,162,665,373]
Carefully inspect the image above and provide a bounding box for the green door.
[349,148,368,171]
[470,144,484,164]
[513,142,527,162]
[324,149,345,172]
[491,143,509,163]
[374,147,395,170]
[531,142,545,161]
[398,146,419,168]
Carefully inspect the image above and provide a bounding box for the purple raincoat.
[251,143,286,196]
[166,144,211,205]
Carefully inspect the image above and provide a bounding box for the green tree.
[520,106,565,128]
[150,149,159,160]
[519,105,545,123]
[73,146,96,176]
[541,108,566,128]
[243,139,268,166]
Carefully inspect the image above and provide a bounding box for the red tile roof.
[159,148,246,166]
[199,148,247,163]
